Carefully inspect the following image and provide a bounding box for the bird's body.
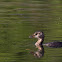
[43,41,62,48]
[29,31,62,48]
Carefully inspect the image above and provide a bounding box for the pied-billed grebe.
[29,31,62,48]
[29,31,44,50]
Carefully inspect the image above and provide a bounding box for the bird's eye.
[35,33,37,35]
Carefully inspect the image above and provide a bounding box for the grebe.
[29,31,44,50]
[29,31,62,48]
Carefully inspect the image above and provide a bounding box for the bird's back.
[43,42,62,48]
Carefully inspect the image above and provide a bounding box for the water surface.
[0,0,62,62]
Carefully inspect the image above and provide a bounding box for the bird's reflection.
[30,45,44,58]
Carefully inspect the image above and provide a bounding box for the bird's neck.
[35,38,44,49]
[37,38,44,44]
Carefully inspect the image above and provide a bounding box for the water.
[0,0,62,62]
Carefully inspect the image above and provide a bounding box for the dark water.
[0,0,62,62]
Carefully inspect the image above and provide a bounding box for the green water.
[0,0,62,62]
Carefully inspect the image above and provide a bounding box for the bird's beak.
[29,35,35,38]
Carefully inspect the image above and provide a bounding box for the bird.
[29,31,62,58]
[29,31,62,48]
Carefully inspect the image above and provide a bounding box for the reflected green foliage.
[0,0,62,62]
